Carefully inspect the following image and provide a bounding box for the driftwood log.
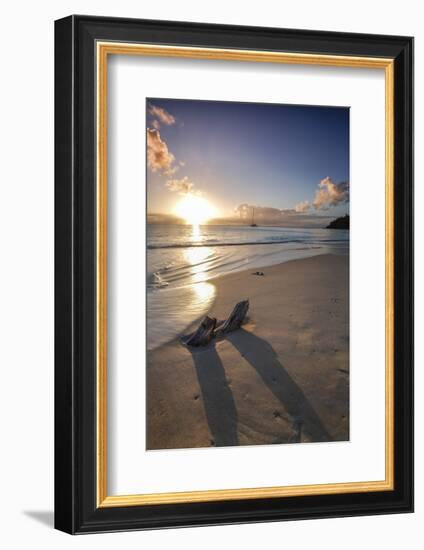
[181,316,216,347]
[182,300,249,347]
[215,300,249,337]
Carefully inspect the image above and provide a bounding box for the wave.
[150,271,169,288]
[147,239,344,250]
[147,244,337,291]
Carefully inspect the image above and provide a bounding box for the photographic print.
[146,98,350,450]
[55,18,413,532]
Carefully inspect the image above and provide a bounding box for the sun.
[174,194,217,225]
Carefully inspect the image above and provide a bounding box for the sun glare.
[174,194,217,225]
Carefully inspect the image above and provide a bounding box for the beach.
[147,253,349,450]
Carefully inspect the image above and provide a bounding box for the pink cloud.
[313,177,349,210]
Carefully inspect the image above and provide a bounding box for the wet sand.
[147,253,349,450]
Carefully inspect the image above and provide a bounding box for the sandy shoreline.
[147,253,349,450]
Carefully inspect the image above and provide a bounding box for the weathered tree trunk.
[182,301,249,348]
[181,316,217,347]
[215,300,249,337]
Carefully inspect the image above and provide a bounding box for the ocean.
[147,224,349,350]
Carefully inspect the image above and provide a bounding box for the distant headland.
[326,215,349,229]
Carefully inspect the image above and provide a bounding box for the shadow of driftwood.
[227,329,332,442]
[189,345,239,447]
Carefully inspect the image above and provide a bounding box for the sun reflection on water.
[191,223,201,240]
[185,224,215,301]
[184,245,210,283]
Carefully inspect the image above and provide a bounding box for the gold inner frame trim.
[96,41,395,508]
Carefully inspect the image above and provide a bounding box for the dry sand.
[147,253,349,450]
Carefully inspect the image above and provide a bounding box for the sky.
[146,98,349,227]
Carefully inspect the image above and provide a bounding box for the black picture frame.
[55,15,413,534]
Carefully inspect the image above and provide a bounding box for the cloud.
[235,204,292,223]
[148,104,176,126]
[313,177,349,210]
[147,212,185,225]
[233,203,334,227]
[295,200,310,213]
[234,176,348,225]
[166,176,195,194]
[147,128,176,174]
[164,165,179,176]
[151,119,160,130]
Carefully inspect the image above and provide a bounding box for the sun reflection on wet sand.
[147,225,217,349]
[192,279,215,304]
